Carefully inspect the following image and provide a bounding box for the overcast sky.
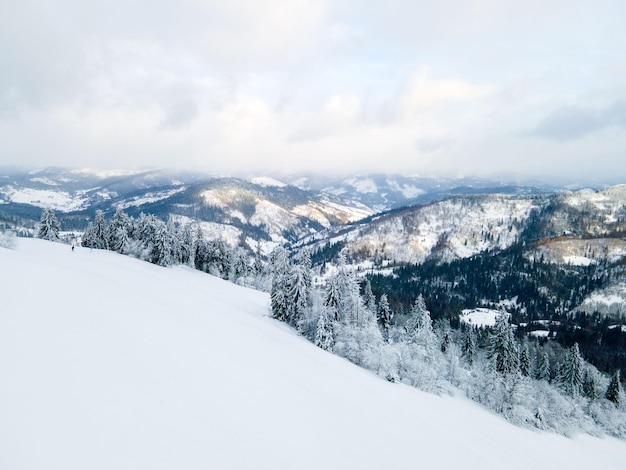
[1,0,625,183]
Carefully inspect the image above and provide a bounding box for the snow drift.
[1,239,626,470]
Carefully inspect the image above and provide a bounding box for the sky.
[1,0,625,183]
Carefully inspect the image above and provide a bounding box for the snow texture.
[460,308,501,327]
[2,239,626,470]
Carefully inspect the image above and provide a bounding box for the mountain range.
[0,167,559,254]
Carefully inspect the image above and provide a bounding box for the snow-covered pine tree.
[194,226,207,271]
[37,207,61,241]
[148,218,174,267]
[82,210,109,249]
[561,342,584,396]
[582,369,597,400]
[519,344,531,377]
[269,247,292,322]
[605,370,621,406]
[488,311,519,375]
[314,306,335,351]
[204,239,232,278]
[535,351,550,381]
[439,322,452,354]
[288,257,312,328]
[362,279,376,315]
[166,216,182,265]
[338,269,365,327]
[323,274,342,323]
[271,276,290,322]
[377,293,392,342]
[461,327,477,366]
[108,208,132,254]
[404,295,438,357]
[179,223,196,267]
[230,248,251,282]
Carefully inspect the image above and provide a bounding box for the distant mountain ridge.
[0,167,561,253]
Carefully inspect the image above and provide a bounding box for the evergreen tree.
[194,227,207,271]
[37,207,60,241]
[488,311,519,375]
[519,344,531,377]
[582,370,597,400]
[314,306,335,351]
[271,275,290,322]
[562,343,584,396]
[269,247,292,322]
[605,370,621,406]
[108,208,132,254]
[179,223,196,266]
[377,293,392,341]
[362,279,376,314]
[461,327,477,366]
[148,218,173,266]
[324,274,342,323]
[440,325,451,354]
[231,249,250,281]
[288,260,312,328]
[406,295,437,354]
[82,210,109,249]
[166,216,182,265]
[535,351,551,382]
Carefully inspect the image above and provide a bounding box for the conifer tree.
[362,279,376,314]
[194,226,207,271]
[269,247,292,322]
[440,325,451,354]
[582,370,597,400]
[562,343,584,396]
[271,275,290,322]
[231,249,250,281]
[314,306,335,351]
[519,344,531,377]
[37,207,60,241]
[461,327,477,366]
[82,210,109,249]
[605,370,621,406]
[324,274,342,323]
[488,311,519,375]
[406,295,437,354]
[108,208,131,254]
[377,293,392,341]
[535,351,550,382]
[148,218,173,266]
[179,223,196,266]
[289,260,312,328]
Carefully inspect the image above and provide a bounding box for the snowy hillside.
[2,239,626,469]
[304,194,540,267]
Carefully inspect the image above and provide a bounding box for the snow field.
[2,239,626,470]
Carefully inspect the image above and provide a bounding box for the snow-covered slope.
[303,194,540,267]
[2,239,626,470]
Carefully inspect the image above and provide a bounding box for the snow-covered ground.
[2,239,626,470]
[460,308,501,327]
[0,186,90,212]
[576,282,626,317]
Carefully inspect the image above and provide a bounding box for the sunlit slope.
[2,239,626,470]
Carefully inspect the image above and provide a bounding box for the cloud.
[414,135,455,154]
[1,0,626,183]
[532,101,626,141]
[398,69,494,118]
[160,100,198,130]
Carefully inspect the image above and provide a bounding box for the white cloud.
[398,69,495,118]
[1,0,626,183]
